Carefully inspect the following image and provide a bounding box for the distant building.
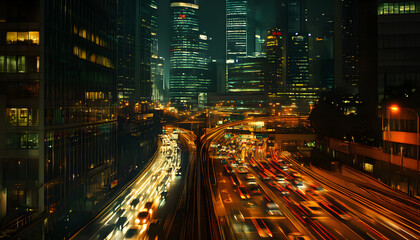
[117,0,158,104]
[169,1,210,110]
[265,28,286,99]
[377,1,420,102]
[137,0,157,102]
[227,57,267,94]
[226,0,248,60]
[152,57,165,103]
[334,0,378,128]
[0,0,117,238]
[117,0,137,102]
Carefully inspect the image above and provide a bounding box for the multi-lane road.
[70,133,192,240]
[69,119,420,240]
[204,121,420,240]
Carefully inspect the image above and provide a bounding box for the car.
[229,161,238,168]
[237,167,248,174]
[116,216,128,230]
[135,211,151,225]
[290,172,301,179]
[223,164,233,175]
[280,165,289,171]
[309,184,324,192]
[292,180,304,189]
[288,232,310,240]
[230,208,245,222]
[161,191,168,200]
[275,174,286,183]
[130,198,140,209]
[252,218,273,238]
[300,201,323,216]
[237,186,251,199]
[144,201,154,214]
[124,228,140,240]
[230,175,241,186]
[249,185,262,195]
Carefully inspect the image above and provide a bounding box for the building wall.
[0,0,118,238]
[377,1,420,102]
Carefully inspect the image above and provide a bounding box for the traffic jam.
[213,125,364,240]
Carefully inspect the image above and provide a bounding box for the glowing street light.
[387,104,419,196]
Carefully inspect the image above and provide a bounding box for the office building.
[377,1,420,103]
[266,28,286,98]
[0,0,117,238]
[226,0,248,60]
[169,1,210,109]
[116,0,136,102]
[334,0,378,129]
[227,57,266,94]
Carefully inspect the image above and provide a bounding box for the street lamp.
[389,105,419,196]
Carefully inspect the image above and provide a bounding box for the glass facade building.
[377,0,420,102]
[266,28,286,98]
[227,57,266,93]
[169,1,210,109]
[226,0,248,60]
[0,0,117,238]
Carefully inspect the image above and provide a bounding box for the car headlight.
[135,219,140,224]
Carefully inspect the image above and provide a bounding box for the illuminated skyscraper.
[226,0,248,60]
[266,28,286,98]
[169,1,210,109]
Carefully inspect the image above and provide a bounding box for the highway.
[67,118,420,240]
[202,120,420,240]
[70,134,189,240]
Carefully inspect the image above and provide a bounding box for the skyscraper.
[137,0,155,102]
[169,1,210,109]
[117,0,137,102]
[275,0,316,114]
[117,0,158,104]
[0,0,117,238]
[266,28,286,98]
[226,0,248,60]
[377,1,420,102]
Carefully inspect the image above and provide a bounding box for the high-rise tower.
[226,0,248,60]
[169,1,210,109]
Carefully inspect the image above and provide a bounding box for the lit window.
[6,56,16,73]
[6,32,17,44]
[0,56,5,72]
[17,56,26,73]
[7,108,17,126]
[17,32,28,42]
[28,31,39,45]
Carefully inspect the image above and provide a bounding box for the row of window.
[378,1,420,15]
[0,56,39,73]
[6,132,39,149]
[5,31,39,45]
[73,46,113,68]
[6,108,39,127]
[383,141,417,159]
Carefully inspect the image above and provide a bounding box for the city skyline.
[1,1,420,239]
